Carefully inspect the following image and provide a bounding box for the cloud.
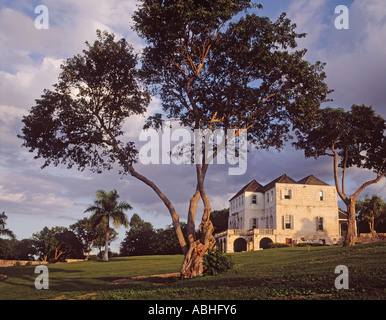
[324,0,386,114]
[286,0,329,50]
[285,0,386,116]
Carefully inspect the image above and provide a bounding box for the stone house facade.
[215,174,341,253]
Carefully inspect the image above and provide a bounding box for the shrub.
[269,243,291,248]
[203,249,233,276]
[296,242,326,247]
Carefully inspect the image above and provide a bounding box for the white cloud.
[0,185,26,203]
[286,0,329,50]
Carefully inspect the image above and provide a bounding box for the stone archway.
[259,237,273,249]
[234,238,247,252]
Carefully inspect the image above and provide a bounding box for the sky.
[0,0,385,252]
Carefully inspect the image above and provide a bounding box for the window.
[252,194,257,204]
[320,191,324,201]
[251,218,257,229]
[266,193,269,203]
[318,217,324,231]
[282,215,294,230]
[282,189,292,199]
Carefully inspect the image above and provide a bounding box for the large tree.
[356,194,386,235]
[84,189,131,261]
[32,226,67,262]
[120,213,157,256]
[133,0,330,276]
[70,217,98,260]
[19,1,330,277]
[294,105,386,246]
[18,30,189,262]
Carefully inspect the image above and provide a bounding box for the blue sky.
[0,0,385,252]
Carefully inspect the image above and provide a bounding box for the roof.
[229,179,262,201]
[229,174,331,202]
[260,174,297,192]
[297,175,329,186]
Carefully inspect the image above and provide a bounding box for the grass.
[0,242,385,300]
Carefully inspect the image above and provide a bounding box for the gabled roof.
[260,174,297,192]
[297,175,329,186]
[229,179,262,201]
[229,174,331,202]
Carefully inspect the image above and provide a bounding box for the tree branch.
[331,143,349,204]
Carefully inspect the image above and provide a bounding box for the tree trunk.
[85,241,93,261]
[180,219,215,279]
[344,198,357,246]
[370,216,375,235]
[180,165,216,279]
[103,227,110,262]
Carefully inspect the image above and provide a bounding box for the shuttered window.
[282,215,294,230]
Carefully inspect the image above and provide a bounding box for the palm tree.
[0,211,16,239]
[84,190,132,261]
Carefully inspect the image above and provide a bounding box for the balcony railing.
[215,228,274,238]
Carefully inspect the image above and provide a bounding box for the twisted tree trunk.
[180,164,216,278]
[180,219,215,279]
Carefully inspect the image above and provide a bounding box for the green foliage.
[295,243,326,247]
[356,194,386,233]
[203,248,233,276]
[0,211,15,240]
[32,226,84,261]
[85,189,132,261]
[18,30,150,173]
[135,0,330,152]
[120,213,157,256]
[120,214,186,256]
[294,104,385,175]
[269,242,292,248]
[210,208,229,234]
[85,189,131,230]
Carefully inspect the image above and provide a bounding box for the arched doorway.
[234,238,247,252]
[260,237,273,249]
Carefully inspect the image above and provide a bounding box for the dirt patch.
[112,272,180,284]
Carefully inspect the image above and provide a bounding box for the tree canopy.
[18,30,150,174]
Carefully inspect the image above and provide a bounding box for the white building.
[215,174,342,252]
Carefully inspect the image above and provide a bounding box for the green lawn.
[1,242,385,300]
